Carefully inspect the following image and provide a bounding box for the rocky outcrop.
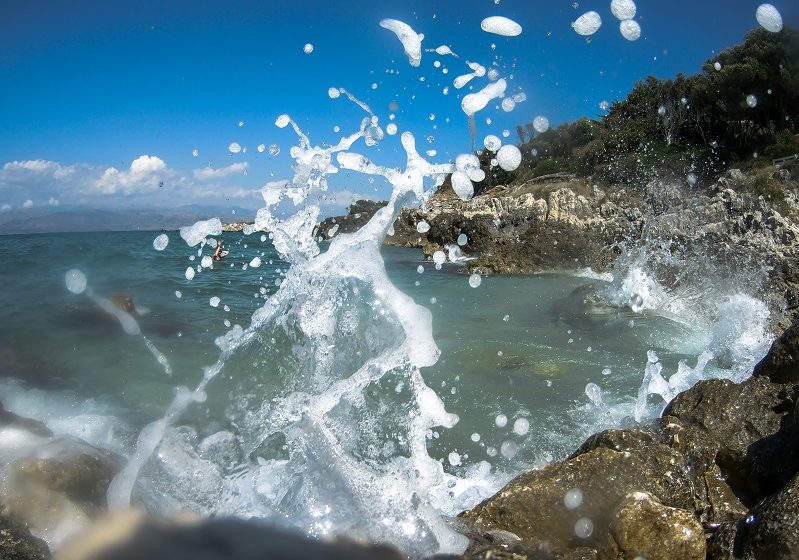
[459,317,799,559]
[387,175,640,274]
[382,166,799,330]
[315,200,388,240]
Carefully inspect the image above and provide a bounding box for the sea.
[0,229,773,554]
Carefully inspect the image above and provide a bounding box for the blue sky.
[0,0,796,215]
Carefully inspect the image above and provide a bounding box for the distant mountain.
[0,205,259,235]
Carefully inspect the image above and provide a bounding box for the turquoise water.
[1,231,719,460]
[0,229,767,552]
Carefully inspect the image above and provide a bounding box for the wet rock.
[197,430,242,473]
[460,444,696,555]
[752,320,799,383]
[315,200,388,239]
[0,509,50,560]
[607,492,705,560]
[663,375,799,507]
[13,441,120,508]
[0,402,52,438]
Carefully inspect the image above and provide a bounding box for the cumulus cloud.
[0,155,260,209]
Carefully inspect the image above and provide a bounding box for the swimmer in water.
[213,240,225,261]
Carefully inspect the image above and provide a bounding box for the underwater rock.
[0,509,50,560]
[608,492,704,560]
[13,443,120,508]
[0,402,53,438]
[54,511,405,560]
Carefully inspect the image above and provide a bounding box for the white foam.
[380,19,424,67]
[461,79,507,117]
[180,218,222,247]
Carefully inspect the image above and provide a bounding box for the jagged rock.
[663,375,799,507]
[752,320,799,383]
[460,444,696,556]
[315,200,388,239]
[13,440,120,508]
[607,492,705,560]
[0,509,50,560]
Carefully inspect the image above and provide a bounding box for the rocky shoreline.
[324,165,799,332]
[3,319,798,559]
[3,165,799,558]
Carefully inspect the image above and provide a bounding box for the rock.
[752,321,799,383]
[663,375,799,507]
[460,444,696,556]
[0,402,52,438]
[13,441,120,508]
[55,511,405,560]
[608,492,705,560]
[0,509,50,560]
[197,431,242,473]
[315,200,388,239]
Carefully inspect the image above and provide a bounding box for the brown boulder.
[608,492,705,560]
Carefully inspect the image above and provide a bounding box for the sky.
[0,0,796,217]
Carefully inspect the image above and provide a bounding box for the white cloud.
[0,155,263,209]
[192,162,248,181]
[1,204,11,212]
[22,199,33,208]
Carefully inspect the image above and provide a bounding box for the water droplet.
[495,414,508,428]
[756,4,783,33]
[533,115,550,133]
[228,142,242,154]
[303,43,314,54]
[152,234,169,251]
[65,269,87,294]
[500,440,519,458]
[469,273,482,288]
[629,293,644,313]
[210,296,220,308]
[574,517,594,538]
[746,94,758,108]
[513,418,530,436]
[564,488,583,510]
[191,148,199,157]
[268,144,280,156]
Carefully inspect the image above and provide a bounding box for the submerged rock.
[0,402,53,438]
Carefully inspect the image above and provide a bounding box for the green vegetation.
[472,27,799,196]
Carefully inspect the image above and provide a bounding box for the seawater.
[0,229,771,552]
